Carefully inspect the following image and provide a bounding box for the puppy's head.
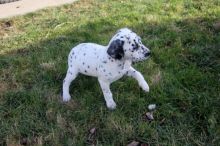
[107,28,150,62]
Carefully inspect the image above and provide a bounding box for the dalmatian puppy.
[62,28,150,110]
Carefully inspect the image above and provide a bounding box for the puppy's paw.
[63,94,71,102]
[140,81,149,92]
[106,100,117,110]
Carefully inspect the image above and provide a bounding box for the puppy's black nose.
[144,52,151,57]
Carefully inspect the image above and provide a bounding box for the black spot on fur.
[83,62,85,65]
[96,68,98,71]
[83,53,86,56]
[107,39,125,60]
[103,69,106,72]
[103,61,107,64]
[88,66,90,68]
[85,70,87,73]
[133,40,139,50]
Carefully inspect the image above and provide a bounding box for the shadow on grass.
[0,16,220,145]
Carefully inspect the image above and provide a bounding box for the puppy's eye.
[132,44,139,50]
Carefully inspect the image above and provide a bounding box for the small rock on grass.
[148,104,156,111]
[143,104,156,121]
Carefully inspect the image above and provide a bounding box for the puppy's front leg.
[126,67,149,92]
[98,78,116,110]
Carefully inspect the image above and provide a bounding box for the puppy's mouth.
[132,56,149,63]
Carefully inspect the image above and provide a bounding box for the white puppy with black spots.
[62,28,151,110]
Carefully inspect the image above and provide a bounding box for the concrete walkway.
[0,0,77,19]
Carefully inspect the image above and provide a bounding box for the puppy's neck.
[123,60,132,70]
[106,52,132,70]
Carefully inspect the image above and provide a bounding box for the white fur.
[62,28,150,109]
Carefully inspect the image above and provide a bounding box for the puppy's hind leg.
[62,68,78,102]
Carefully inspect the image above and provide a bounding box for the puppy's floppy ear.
[107,39,124,60]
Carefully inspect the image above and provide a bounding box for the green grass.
[0,0,220,145]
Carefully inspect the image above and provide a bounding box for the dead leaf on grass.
[127,140,149,146]
[86,127,97,145]
[143,104,157,122]
[127,141,140,146]
[145,112,154,121]
[20,137,28,145]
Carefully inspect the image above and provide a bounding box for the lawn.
[0,0,220,145]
